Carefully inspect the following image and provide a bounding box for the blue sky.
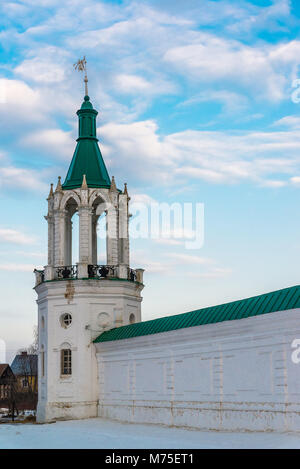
[1,0,300,360]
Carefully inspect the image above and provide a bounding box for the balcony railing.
[128,268,137,282]
[88,264,117,279]
[35,265,141,285]
[56,265,78,279]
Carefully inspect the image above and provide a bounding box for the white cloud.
[21,128,74,160]
[179,90,248,115]
[151,227,198,247]
[0,229,36,245]
[227,0,291,35]
[0,75,81,150]
[187,267,232,278]
[153,238,183,247]
[17,0,61,6]
[113,73,176,97]
[0,0,299,197]
[165,253,214,265]
[0,165,48,193]
[290,176,300,186]
[100,119,300,187]
[114,74,153,95]
[164,33,300,101]
[273,116,300,129]
[67,16,165,49]
[259,179,287,188]
[101,120,173,183]
[0,79,42,121]
[131,249,230,278]
[130,249,170,273]
[3,0,299,115]
[130,193,157,205]
[15,57,66,84]
[0,263,36,272]
[15,250,45,258]
[176,167,226,184]
[142,260,170,274]
[20,0,122,38]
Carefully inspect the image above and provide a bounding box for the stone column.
[45,215,54,266]
[53,209,66,266]
[44,265,54,281]
[64,215,72,266]
[118,264,128,279]
[106,207,119,265]
[91,214,98,265]
[118,194,129,266]
[135,269,144,284]
[78,206,92,277]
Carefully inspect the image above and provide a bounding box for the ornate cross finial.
[74,56,88,96]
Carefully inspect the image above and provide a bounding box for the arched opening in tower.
[97,212,107,265]
[92,196,107,266]
[64,197,79,266]
[71,213,79,265]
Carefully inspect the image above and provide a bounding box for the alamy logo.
[96,201,205,250]
[291,339,300,364]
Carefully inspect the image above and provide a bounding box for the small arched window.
[129,313,136,324]
[61,349,72,376]
[60,313,72,328]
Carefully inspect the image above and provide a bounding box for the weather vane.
[74,56,88,96]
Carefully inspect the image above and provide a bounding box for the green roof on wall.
[94,285,300,343]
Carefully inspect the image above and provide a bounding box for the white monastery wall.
[95,308,300,432]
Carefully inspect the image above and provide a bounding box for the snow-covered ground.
[0,418,300,449]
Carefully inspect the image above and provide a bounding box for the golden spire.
[73,56,88,96]
[81,174,88,190]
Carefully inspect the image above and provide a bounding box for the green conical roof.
[62,96,111,190]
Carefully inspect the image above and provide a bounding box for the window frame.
[22,378,29,388]
[61,348,72,376]
[60,313,72,329]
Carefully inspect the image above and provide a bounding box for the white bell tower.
[34,79,144,422]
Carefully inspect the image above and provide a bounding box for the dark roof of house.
[0,364,9,378]
[11,353,38,376]
[94,285,300,344]
[0,364,16,383]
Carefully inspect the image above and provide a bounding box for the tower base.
[35,277,143,424]
[36,400,98,423]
